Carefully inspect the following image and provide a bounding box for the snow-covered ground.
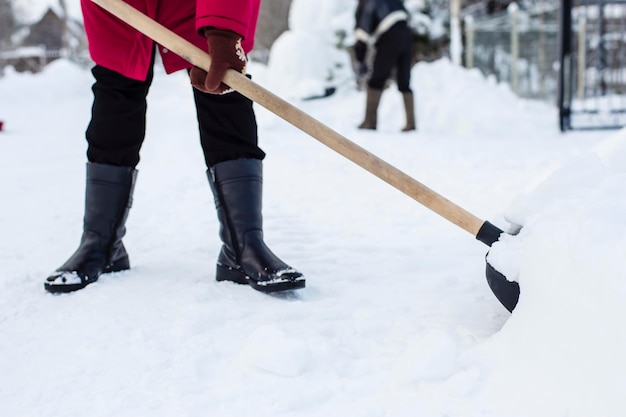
[1,43,625,417]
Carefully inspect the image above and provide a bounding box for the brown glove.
[190,28,247,94]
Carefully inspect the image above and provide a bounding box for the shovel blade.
[485,259,520,312]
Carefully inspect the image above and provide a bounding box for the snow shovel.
[90,0,520,312]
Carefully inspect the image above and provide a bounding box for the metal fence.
[463,0,626,130]
[463,3,561,102]
[558,0,626,130]
[0,44,92,75]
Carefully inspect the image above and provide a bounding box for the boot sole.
[216,264,305,293]
[44,257,130,294]
[44,278,96,294]
[251,278,306,293]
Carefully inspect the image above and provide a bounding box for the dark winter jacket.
[355,0,409,44]
[353,0,410,64]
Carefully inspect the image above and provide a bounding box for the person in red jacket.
[44,0,305,294]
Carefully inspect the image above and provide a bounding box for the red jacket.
[81,0,260,80]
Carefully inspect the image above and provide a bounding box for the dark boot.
[208,159,305,293]
[45,163,137,293]
[401,91,416,132]
[358,88,383,130]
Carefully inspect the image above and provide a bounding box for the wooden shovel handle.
[90,0,486,238]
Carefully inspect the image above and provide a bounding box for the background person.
[354,0,416,131]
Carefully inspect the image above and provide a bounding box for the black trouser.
[368,21,414,92]
[86,63,265,169]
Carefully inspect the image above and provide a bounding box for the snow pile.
[265,0,354,99]
[484,127,626,416]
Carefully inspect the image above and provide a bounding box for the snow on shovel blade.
[476,221,521,312]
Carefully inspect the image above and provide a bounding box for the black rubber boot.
[208,159,305,293]
[45,163,137,293]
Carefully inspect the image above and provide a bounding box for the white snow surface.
[2,45,626,417]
